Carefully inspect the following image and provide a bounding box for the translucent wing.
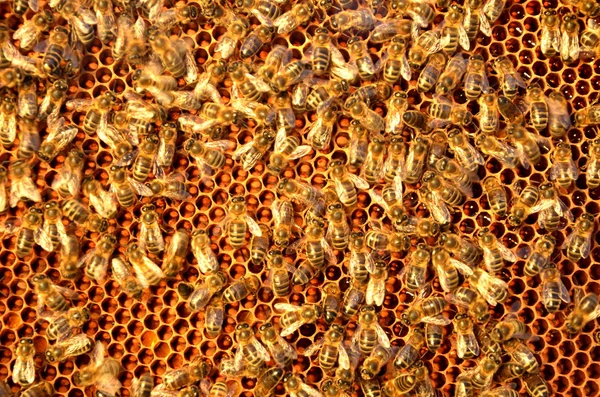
[287,145,312,160]
[34,227,55,252]
[303,339,324,357]
[348,173,370,190]
[457,332,479,358]
[337,344,350,369]
[274,303,300,313]
[251,339,271,362]
[459,26,470,51]
[11,178,42,207]
[375,324,391,347]
[245,216,263,236]
[422,315,451,325]
[450,258,473,276]
[367,277,385,306]
[133,257,165,288]
[479,13,491,36]
[497,243,517,262]
[529,198,555,214]
[13,356,35,385]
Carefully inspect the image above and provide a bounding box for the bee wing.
[331,63,358,81]
[366,277,385,306]
[204,140,232,151]
[90,341,105,367]
[457,332,479,358]
[245,216,263,237]
[547,96,572,129]
[449,258,473,276]
[11,178,42,207]
[555,199,574,222]
[126,177,154,197]
[232,140,256,161]
[133,257,164,288]
[529,198,554,214]
[273,12,297,34]
[375,323,391,347]
[34,227,55,252]
[422,314,451,325]
[65,98,93,112]
[303,339,324,357]
[338,344,350,370]
[347,173,370,190]
[288,145,312,161]
[251,339,271,362]
[12,22,37,47]
[13,356,35,385]
[280,320,305,337]
[459,26,470,51]
[561,30,580,62]
[96,373,123,396]
[496,242,517,262]
[282,339,298,360]
[478,12,492,36]
[307,118,323,144]
[435,264,453,293]
[245,73,272,93]
[274,302,300,313]
[300,383,322,397]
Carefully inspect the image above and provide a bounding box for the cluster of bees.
[1,0,600,393]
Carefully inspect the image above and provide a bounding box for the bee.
[273,1,314,34]
[61,200,109,233]
[232,129,274,171]
[8,160,40,208]
[229,323,270,372]
[493,56,525,99]
[111,257,144,300]
[393,328,425,370]
[385,92,410,136]
[352,306,390,356]
[469,268,508,306]
[366,260,388,306]
[358,138,386,184]
[325,201,350,251]
[348,231,374,285]
[132,373,153,397]
[229,61,271,103]
[90,0,116,44]
[328,160,369,207]
[222,275,260,304]
[425,323,443,353]
[55,0,97,47]
[400,136,430,185]
[461,54,490,101]
[283,373,322,397]
[401,296,449,327]
[108,165,152,209]
[45,334,94,363]
[341,279,367,319]
[81,179,118,220]
[381,37,411,84]
[507,184,540,227]
[275,303,321,337]
[346,97,384,135]
[540,10,561,56]
[146,171,190,202]
[269,199,295,249]
[72,342,122,394]
[290,217,332,284]
[368,18,415,43]
[581,17,600,57]
[266,135,311,174]
[131,134,161,183]
[365,224,411,253]
[502,339,539,374]
[497,95,525,125]
[476,134,518,168]
[126,242,165,287]
[161,359,212,390]
[7,207,53,258]
[470,353,501,389]
[477,228,517,274]
[534,182,573,231]
[452,314,479,359]
[348,120,369,170]
[560,13,580,63]
[436,54,468,95]
[49,149,84,198]
[586,138,600,189]
[403,244,430,292]
[59,234,81,280]
[13,0,39,15]
[383,370,418,396]
[548,143,578,189]
[147,28,196,83]
[481,176,508,218]
[477,91,500,135]
[113,16,149,65]
[464,0,491,39]
[67,91,117,136]
[520,235,556,277]
[180,270,227,312]
[153,3,199,30]
[439,4,470,53]
[17,118,42,160]
[0,93,17,148]
[574,103,600,127]
[408,30,441,69]
[564,212,594,261]
[132,60,177,95]
[36,116,78,163]
[403,111,432,134]
[330,8,377,32]
[305,79,349,111]
[540,91,568,139]
[16,74,38,121]
[190,230,218,275]
[524,374,550,397]
[360,378,382,397]
[322,281,341,324]
[276,178,323,209]
[307,102,338,151]
[258,322,297,368]
[304,323,349,371]
[204,297,224,339]
[495,363,526,382]
[193,60,227,104]
[78,233,117,282]
[417,53,447,94]
[390,0,435,27]
[249,224,270,266]
[13,338,35,386]
[222,196,263,250]
[422,171,465,207]
[163,229,190,278]
[565,291,600,334]
[395,216,440,239]
[308,27,348,77]
[429,96,473,129]
[490,316,528,343]
[432,247,473,293]
[357,344,393,382]
[254,368,285,396]
[436,157,477,199]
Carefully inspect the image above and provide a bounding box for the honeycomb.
[0,0,600,395]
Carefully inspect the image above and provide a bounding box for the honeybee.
[147,28,197,83]
[72,342,122,395]
[330,8,377,32]
[560,13,580,63]
[126,242,165,287]
[325,201,350,251]
[581,17,600,57]
[328,160,369,207]
[348,231,374,285]
[321,281,341,324]
[476,134,518,169]
[131,60,177,96]
[477,90,500,135]
[586,138,600,189]
[17,118,42,160]
[267,135,311,174]
[283,373,321,397]
[109,164,153,208]
[477,228,517,274]
[519,235,556,277]
[422,171,465,207]
[463,0,491,39]
[417,53,446,93]
[393,328,425,370]
[305,79,350,111]
[193,60,227,104]
[13,10,52,51]
[403,244,430,292]
[306,27,348,77]
[0,93,17,147]
[502,339,539,374]
[506,184,540,227]
[222,196,262,250]
[161,359,212,390]
[574,103,600,127]
[470,353,501,389]
[348,120,369,170]
[361,138,386,184]
[469,268,508,306]
[111,257,144,299]
[381,37,411,83]
[258,322,297,368]
[360,378,383,397]
[250,224,269,266]
[254,368,285,396]
[509,124,549,168]
[276,178,323,209]
[304,323,349,371]
[432,247,473,292]
[495,363,526,382]
[13,338,35,386]
[454,314,480,359]
[153,3,199,30]
[146,171,190,202]
[423,323,443,353]
[401,136,430,185]
[548,143,578,189]
[163,229,190,278]
[275,303,321,337]
[439,4,470,53]
[461,54,489,101]
[352,306,390,356]
[78,233,117,282]
[524,374,550,397]
[59,234,81,280]
[365,223,410,253]
[273,1,314,34]
[481,176,508,218]
[81,179,118,219]
[232,129,275,171]
[6,207,53,258]
[565,291,600,334]
[45,334,94,363]
[39,26,71,78]
[449,287,490,325]
[401,296,449,327]
[307,102,338,151]
[341,279,367,319]
[493,56,526,99]
[229,61,271,103]
[227,323,270,373]
[61,200,108,233]
[290,217,332,284]
[564,212,594,261]
[179,270,226,311]
[367,18,414,43]
[204,297,224,339]
[408,30,441,69]
[132,373,153,397]
[490,316,528,343]
[8,160,41,208]
[436,54,468,95]
[222,275,260,304]
[271,199,295,248]
[36,115,78,164]
[345,97,384,134]
[112,15,148,65]
[533,182,573,231]
[366,260,388,306]
[68,91,118,136]
[544,91,570,138]
[539,8,562,57]
[382,370,418,396]
[55,0,97,47]
[497,95,525,126]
